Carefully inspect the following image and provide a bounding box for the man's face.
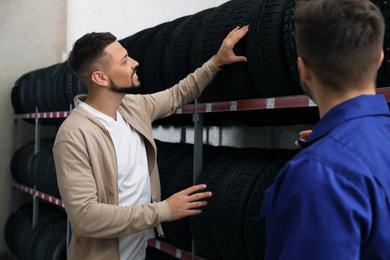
[104,41,141,93]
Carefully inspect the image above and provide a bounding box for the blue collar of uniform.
[298,94,390,149]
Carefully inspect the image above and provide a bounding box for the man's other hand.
[165,184,212,221]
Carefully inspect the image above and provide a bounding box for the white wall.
[67,0,230,53]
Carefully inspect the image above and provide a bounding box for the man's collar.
[298,94,389,149]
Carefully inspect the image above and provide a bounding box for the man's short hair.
[295,0,384,90]
[67,32,117,84]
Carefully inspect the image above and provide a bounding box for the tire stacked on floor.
[4,203,67,260]
[156,140,298,259]
[11,137,60,198]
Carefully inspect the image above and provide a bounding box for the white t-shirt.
[80,102,154,260]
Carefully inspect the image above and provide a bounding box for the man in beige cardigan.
[53,25,248,259]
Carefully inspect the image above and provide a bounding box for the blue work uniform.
[260,94,390,260]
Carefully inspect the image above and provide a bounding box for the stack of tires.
[4,203,67,260]
[11,137,60,198]
[156,140,298,259]
[11,0,390,126]
[113,0,303,101]
[4,203,179,260]
[11,62,87,116]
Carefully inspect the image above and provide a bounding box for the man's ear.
[378,50,384,70]
[298,57,310,83]
[91,71,109,87]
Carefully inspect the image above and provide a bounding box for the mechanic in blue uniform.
[260,0,390,259]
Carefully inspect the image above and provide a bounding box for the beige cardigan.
[53,57,220,260]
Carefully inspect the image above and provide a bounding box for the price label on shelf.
[176,250,182,258]
[266,98,275,109]
[206,103,212,113]
[230,101,238,111]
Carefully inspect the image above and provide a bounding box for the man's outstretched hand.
[165,184,212,221]
[213,25,249,68]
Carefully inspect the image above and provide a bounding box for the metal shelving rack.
[11,87,390,259]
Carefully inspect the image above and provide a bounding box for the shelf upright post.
[67,217,71,255]
[34,107,41,155]
[192,98,204,260]
[192,98,204,185]
[32,187,39,229]
[180,126,186,144]
[32,107,41,228]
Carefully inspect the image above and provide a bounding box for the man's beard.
[109,77,142,94]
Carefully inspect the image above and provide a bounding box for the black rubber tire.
[44,64,62,113]
[22,70,37,113]
[32,138,60,198]
[36,66,52,113]
[247,0,301,98]
[163,8,214,89]
[370,0,390,88]
[29,208,67,260]
[142,17,188,94]
[160,150,194,250]
[12,141,35,187]
[161,144,221,251]
[283,0,301,92]
[214,149,273,260]
[4,203,33,257]
[244,149,298,260]
[11,74,24,114]
[189,7,219,72]
[5,202,63,259]
[11,141,34,183]
[189,147,241,260]
[30,214,67,260]
[158,142,194,199]
[52,62,72,111]
[195,0,258,103]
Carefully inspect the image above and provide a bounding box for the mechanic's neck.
[84,90,125,120]
[315,82,376,118]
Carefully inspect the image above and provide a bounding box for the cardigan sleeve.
[53,126,172,239]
